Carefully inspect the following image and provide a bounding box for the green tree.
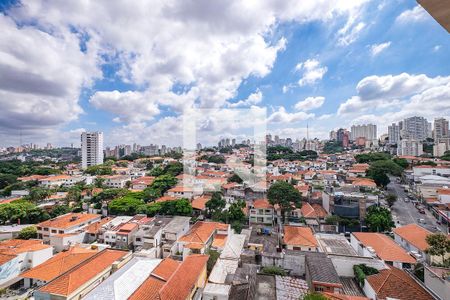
[66,187,82,203]
[425,233,450,266]
[50,205,71,218]
[228,173,243,184]
[207,250,220,275]
[146,198,192,216]
[85,165,112,176]
[206,192,226,217]
[18,226,37,240]
[27,187,51,202]
[94,177,105,188]
[143,174,177,201]
[325,215,340,225]
[149,166,164,177]
[367,168,390,187]
[393,158,409,169]
[0,201,50,224]
[302,293,327,300]
[261,266,286,276]
[163,162,184,176]
[108,196,146,215]
[0,174,17,190]
[365,206,394,232]
[268,181,302,224]
[385,194,397,208]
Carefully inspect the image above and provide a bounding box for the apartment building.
[36,213,101,243]
[249,198,274,225]
[81,131,104,170]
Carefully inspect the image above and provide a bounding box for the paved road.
[386,177,446,233]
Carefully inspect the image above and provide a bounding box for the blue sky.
[0,0,449,147]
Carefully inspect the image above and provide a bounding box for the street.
[387,177,446,233]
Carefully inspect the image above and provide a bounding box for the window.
[59,230,64,234]
[314,286,324,292]
[51,230,57,233]
[136,238,141,242]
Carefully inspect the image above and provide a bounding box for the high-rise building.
[81,132,104,169]
[401,116,431,141]
[329,130,337,141]
[433,117,449,141]
[350,124,377,141]
[388,123,401,145]
[397,139,423,157]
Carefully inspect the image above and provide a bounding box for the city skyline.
[0,1,449,148]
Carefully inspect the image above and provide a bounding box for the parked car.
[419,209,425,214]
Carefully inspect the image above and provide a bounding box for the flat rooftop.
[316,233,357,256]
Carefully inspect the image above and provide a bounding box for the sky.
[0,0,449,147]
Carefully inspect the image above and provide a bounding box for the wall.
[363,279,377,300]
[424,266,450,300]
[329,255,386,277]
[261,252,306,276]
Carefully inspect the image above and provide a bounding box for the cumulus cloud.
[0,0,370,145]
[90,90,160,123]
[296,59,328,86]
[337,73,450,134]
[338,21,366,46]
[370,42,391,56]
[294,96,325,111]
[268,107,314,123]
[396,5,429,23]
[228,90,263,108]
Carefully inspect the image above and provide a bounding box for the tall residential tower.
[81,132,104,169]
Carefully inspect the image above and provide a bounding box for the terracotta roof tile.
[300,202,316,218]
[38,249,128,297]
[37,213,100,229]
[253,198,272,209]
[178,221,228,245]
[312,204,328,219]
[283,225,318,247]
[0,239,51,256]
[21,246,97,281]
[129,276,165,300]
[393,224,432,252]
[366,267,433,300]
[211,234,227,248]
[191,195,211,211]
[151,258,181,281]
[353,232,416,264]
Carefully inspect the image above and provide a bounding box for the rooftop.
[0,239,51,258]
[393,224,431,252]
[366,267,433,300]
[283,225,318,247]
[178,221,228,245]
[353,232,416,264]
[21,246,98,282]
[38,249,129,297]
[306,252,342,286]
[316,233,357,256]
[37,213,100,229]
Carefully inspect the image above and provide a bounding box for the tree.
[66,187,82,203]
[425,233,450,266]
[163,162,184,176]
[385,194,397,208]
[365,206,394,232]
[228,173,243,184]
[50,205,71,218]
[205,192,226,217]
[393,158,409,169]
[325,215,340,225]
[261,266,286,276]
[85,165,112,176]
[108,196,146,215]
[0,174,17,190]
[146,198,192,216]
[367,168,390,188]
[94,177,105,188]
[149,166,164,177]
[268,181,302,223]
[302,293,327,300]
[143,174,177,201]
[0,201,50,224]
[27,187,51,202]
[18,226,37,240]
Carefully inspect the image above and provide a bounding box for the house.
[20,246,98,288]
[191,195,212,212]
[177,221,229,258]
[167,186,197,199]
[393,224,431,262]
[283,225,318,252]
[103,175,132,188]
[0,239,53,288]
[131,176,155,190]
[160,216,191,258]
[305,252,343,294]
[34,249,131,300]
[0,224,33,240]
[38,175,71,187]
[36,213,101,243]
[351,232,416,269]
[364,267,433,300]
[129,255,209,300]
[133,217,173,257]
[249,198,274,225]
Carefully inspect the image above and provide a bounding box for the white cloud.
[317,114,333,120]
[294,96,325,111]
[433,45,441,52]
[90,90,160,123]
[296,59,328,86]
[338,21,366,46]
[0,0,371,145]
[370,42,391,56]
[396,5,429,23]
[337,73,450,135]
[228,90,263,108]
[268,107,314,123]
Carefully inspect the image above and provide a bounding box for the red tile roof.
[353,232,416,264]
[179,221,228,245]
[283,225,318,247]
[37,213,100,229]
[0,239,51,256]
[366,267,433,300]
[191,195,211,211]
[38,249,128,297]
[21,246,98,281]
[253,198,272,209]
[393,224,432,252]
[151,258,181,281]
